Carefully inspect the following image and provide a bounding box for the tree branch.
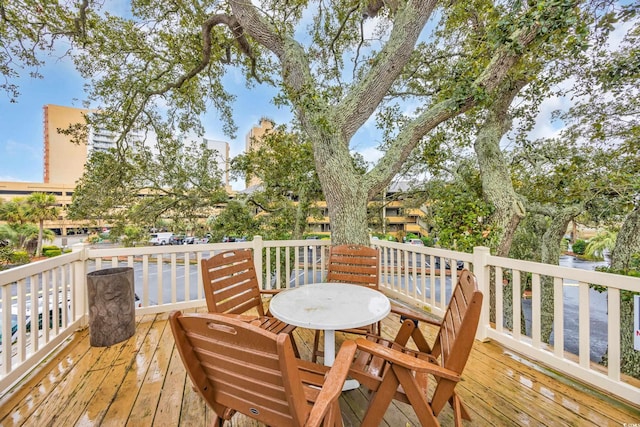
[146,13,258,97]
[337,0,438,141]
[363,11,557,198]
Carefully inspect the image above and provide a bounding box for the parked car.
[306,236,320,250]
[0,312,18,345]
[149,232,173,245]
[169,235,185,245]
[431,256,464,270]
[1,294,71,344]
[407,238,424,246]
[184,236,209,244]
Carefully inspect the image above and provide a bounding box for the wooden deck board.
[99,315,159,426]
[0,310,638,426]
[128,312,173,426]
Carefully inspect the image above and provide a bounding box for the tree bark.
[610,206,640,271]
[474,81,527,257]
[604,205,640,378]
[539,206,582,343]
[312,131,371,245]
[37,219,44,257]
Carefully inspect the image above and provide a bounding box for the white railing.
[1,237,638,406]
[477,250,640,407]
[0,249,85,390]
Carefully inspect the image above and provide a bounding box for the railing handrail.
[1,237,638,406]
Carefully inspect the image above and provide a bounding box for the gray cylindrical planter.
[87,267,136,347]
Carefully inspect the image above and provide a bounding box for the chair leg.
[312,329,322,363]
[289,332,301,358]
[450,392,471,422]
[360,365,400,427]
[394,366,440,426]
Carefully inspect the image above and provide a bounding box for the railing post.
[473,246,491,342]
[252,236,264,289]
[72,243,89,328]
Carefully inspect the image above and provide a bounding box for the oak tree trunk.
[604,206,640,378]
[539,207,581,343]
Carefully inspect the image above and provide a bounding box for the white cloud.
[526,94,570,141]
[355,145,384,165]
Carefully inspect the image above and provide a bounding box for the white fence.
[1,237,638,406]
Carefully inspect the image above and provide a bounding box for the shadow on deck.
[0,309,638,426]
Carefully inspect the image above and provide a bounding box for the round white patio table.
[269,282,391,390]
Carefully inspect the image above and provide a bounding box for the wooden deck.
[0,308,639,426]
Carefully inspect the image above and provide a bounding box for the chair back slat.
[349,269,483,425]
[432,270,481,369]
[170,312,309,426]
[326,244,379,289]
[201,250,265,316]
[430,270,483,415]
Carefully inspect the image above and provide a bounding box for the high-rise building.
[244,118,274,189]
[203,138,231,191]
[43,104,131,184]
[43,105,230,189]
[43,104,89,184]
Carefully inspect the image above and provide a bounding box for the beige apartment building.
[43,104,89,184]
[1,105,233,236]
[0,181,94,236]
[244,118,274,189]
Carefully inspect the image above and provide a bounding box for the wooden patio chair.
[312,244,381,362]
[169,311,357,427]
[201,249,299,356]
[349,269,483,426]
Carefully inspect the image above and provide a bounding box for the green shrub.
[13,250,30,263]
[42,246,61,257]
[422,236,436,247]
[571,239,587,255]
[43,249,62,257]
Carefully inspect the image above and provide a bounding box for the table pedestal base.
[324,330,360,391]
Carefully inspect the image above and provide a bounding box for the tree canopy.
[68,140,228,234]
[2,0,590,245]
[231,124,323,239]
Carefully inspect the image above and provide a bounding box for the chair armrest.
[220,313,261,323]
[306,340,357,427]
[390,301,441,327]
[354,338,459,382]
[259,289,282,296]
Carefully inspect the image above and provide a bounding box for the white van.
[149,232,173,245]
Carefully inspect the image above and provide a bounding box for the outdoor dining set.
[170,244,483,426]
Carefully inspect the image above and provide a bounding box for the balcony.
[1,238,639,425]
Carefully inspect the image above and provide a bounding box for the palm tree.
[0,223,43,250]
[585,230,617,261]
[0,224,19,247]
[25,193,60,257]
[0,198,30,225]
